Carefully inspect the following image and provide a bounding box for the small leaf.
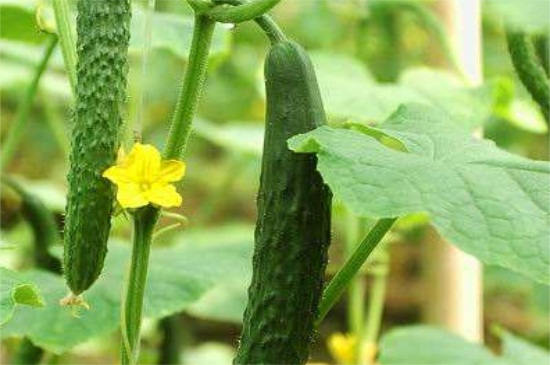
[289,103,550,284]
[0,1,47,44]
[0,268,44,327]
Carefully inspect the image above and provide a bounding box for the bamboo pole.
[422,0,484,343]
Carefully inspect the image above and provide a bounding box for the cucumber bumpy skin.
[64,0,130,295]
[234,41,332,365]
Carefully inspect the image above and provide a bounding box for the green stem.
[344,212,364,337]
[121,206,159,365]
[316,218,396,324]
[1,35,58,170]
[206,0,280,24]
[506,29,550,123]
[400,1,461,74]
[213,0,286,44]
[163,15,215,160]
[52,0,77,94]
[361,251,389,364]
[157,315,184,365]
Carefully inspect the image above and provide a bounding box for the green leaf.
[494,328,550,365]
[0,1,47,44]
[0,268,44,327]
[311,52,495,128]
[378,326,507,365]
[289,103,550,284]
[487,0,550,33]
[1,225,254,353]
[193,119,264,156]
[130,9,231,59]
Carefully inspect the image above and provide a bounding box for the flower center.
[139,182,151,192]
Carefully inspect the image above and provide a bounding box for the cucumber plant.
[234,41,332,364]
[63,0,131,295]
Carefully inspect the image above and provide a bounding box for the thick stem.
[206,0,280,24]
[52,0,77,94]
[213,0,286,44]
[121,206,159,365]
[1,35,58,170]
[316,218,396,324]
[163,16,215,160]
[506,29,550,123]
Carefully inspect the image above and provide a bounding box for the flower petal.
[103,166,134,184]
[146,184,182,208]
[116,183,149,208]
[127,143,161,180]
[158,160,186,183]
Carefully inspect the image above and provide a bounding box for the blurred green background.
[0,0,548,364]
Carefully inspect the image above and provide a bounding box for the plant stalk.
[52,0,77,94]
[206,0,280,24]
[361,251,389,364]
[506,29,550,123]
[213,0,286,44]
[344,212,364,338]
[1,35,58,170]
[121,206,159,365]
[163,15,216,160]
[316,218,396,324]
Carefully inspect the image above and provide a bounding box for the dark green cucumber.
[234,41,332,365]
[64,0,130,295]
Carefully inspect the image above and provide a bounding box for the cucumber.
[64,0,130,295]
[234,41,332,365]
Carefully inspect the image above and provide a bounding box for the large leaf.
[495,328,550,365]
[289,103,550,283]
[379,326,505,364]
[0,268,44,326]
[311,52,495,128]
[1,225,253,353]
[379,326,550,365]
[486,0,550,33]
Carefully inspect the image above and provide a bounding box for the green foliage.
[130,8,231,60]
[1,225,254,353]
[311,53,495,128]
[289,103,550,284]
[0,1,47,44]
[488,0,550,33]
[0,268,43,326]
[495,327,550,365]
[378,326,550,365]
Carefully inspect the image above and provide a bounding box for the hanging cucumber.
[64,0,130,295]
[234,41,332,365]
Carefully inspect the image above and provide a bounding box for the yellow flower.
[327,333,357,365]
[103,143,185,209]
